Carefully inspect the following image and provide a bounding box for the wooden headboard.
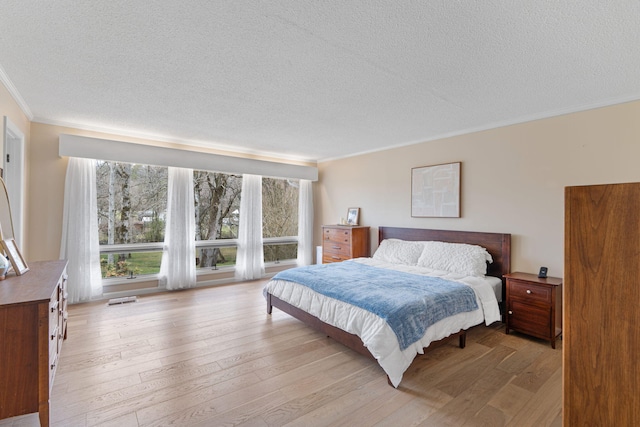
[378,227,511,281]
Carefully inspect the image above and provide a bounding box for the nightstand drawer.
[508,300,551,337]
[509,280,551,304]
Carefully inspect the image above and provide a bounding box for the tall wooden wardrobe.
[564,182,640,425]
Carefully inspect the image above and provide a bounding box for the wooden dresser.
[504,272,562,348]
[0,260,69,427]
[322,225,370,263]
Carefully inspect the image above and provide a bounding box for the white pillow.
[373,239,425,266]
[416,241,493,276]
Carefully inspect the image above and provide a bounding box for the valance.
[59,134,318,181]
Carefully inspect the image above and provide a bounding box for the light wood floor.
[1,280,562,427]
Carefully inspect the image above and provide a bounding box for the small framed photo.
[2,238,29,275]
[346,207,360,226]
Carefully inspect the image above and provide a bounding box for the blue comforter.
[272,261,479,350]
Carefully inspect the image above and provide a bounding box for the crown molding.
[0,64,33,121]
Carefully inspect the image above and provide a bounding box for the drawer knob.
[508,310,513,315]
[526,289,532,294]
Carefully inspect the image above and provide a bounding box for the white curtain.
[159,167,196,290]
[235,174,264,280]
[59,157,102,303]
[296,179,314,266]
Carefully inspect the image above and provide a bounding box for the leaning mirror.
[0,177,14,240]
[0,177,16,277]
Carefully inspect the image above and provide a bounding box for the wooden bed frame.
[266,226,511,371]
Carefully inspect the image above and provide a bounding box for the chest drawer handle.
[508,310,513,315]
[50,301,59,312]
[526,289,532,294]
[51,326,59,341]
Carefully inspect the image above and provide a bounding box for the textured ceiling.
[1,1,639,162]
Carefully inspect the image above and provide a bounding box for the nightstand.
[504,272,563,348]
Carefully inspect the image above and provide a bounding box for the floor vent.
[107,296,138,305]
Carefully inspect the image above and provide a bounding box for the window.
[95,163,301,280]
[262,177,299,262]
[193,170,242,269]
[96,161,168,278]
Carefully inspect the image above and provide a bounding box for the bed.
[264,226,511,387]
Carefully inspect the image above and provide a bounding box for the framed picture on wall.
[2,238,28,275]
[411,162,461,218]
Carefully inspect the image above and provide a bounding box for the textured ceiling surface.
[1,1,639,162]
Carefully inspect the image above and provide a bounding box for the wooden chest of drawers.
[504,272,562,348]
[322,225,370,263]
[0,260,69,427]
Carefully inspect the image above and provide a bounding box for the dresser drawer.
[323,241,350,256]
[323,227,351,245]
[49,351,59,391]
[48,323,60,354]
[509,280,551,304]
[60,271,68,340]
[322,251,349,263]
[49,298,60,338]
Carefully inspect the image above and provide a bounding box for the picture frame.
[346,207,360,225]
[411,162,461,218]
[2,238,28,275]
